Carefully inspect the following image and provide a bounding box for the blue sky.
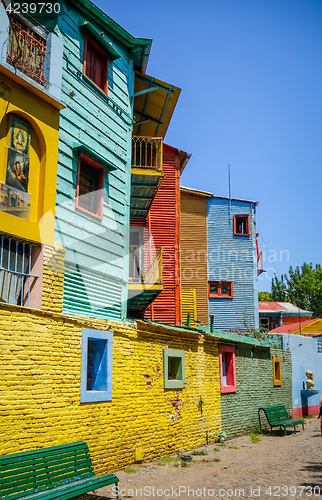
[97,0,322,291]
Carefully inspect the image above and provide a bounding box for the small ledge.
[0,61,66,110]
[80,21,121,60]
[301,389,319,398]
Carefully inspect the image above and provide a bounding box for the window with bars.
[0,236,37,306]
[317,338,322,354]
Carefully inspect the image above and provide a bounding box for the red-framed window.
[219,345,236,393]
[83,35,109,94]
[76,154,104,220]
[208,281,233,299]
[234,214,250,236]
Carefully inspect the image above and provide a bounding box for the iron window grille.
[0,236,38,307]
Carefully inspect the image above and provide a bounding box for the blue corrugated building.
[207,195,260,331]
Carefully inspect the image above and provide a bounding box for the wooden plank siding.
[180,190,209,326]
[207,197,259,331]
[144,145,182,326]
[53,2,134,320]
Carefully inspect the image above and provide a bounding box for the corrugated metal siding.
[207,198,258,331]
[63,263,122,320]
[180,191,209,326]
[55,6,133,321]
[181,289,197,327]
[144,145,180,325]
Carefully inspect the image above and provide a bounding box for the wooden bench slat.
[0,452,93,480]
[1,470,93,497]
[3,474,119,500]
[0,460,94,490]
[0,442,119,500]
[0,444,89,468]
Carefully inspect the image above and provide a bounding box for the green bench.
[0,441,119,500]
[258,404,304,435]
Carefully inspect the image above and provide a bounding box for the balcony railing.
[7,14,46,85]
[131,136,163,171]
[129,245,162,284]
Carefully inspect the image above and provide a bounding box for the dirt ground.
[82,417,322,499]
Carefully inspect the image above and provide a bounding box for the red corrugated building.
[144,144,190,325]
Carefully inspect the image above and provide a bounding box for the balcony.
[130,136,164,219]
[7,14,46,85]
[127,244,163,317]
[257,251,265,276]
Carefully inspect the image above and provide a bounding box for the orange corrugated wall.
[145,144,181,325]
[180,191,209,326]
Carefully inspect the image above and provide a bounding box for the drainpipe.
[210,315,214,333]
[187,313,191,328]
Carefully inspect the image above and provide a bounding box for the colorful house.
[30,0,153,322]
[210,331,292,437]
[207,195,260,331]
[259,302,312,331]
[180,187,211,327]
[282,334,321,417]
[269,318,322,335]
[0,3,63,308]
[128,73,183,319]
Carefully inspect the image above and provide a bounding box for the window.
[209,281,233,298]
[76,155,104,219]
[0,235,37,306]
[163,349,185,389]
[80,329,113,403]
[84,36,108,93]
[317,338,322,354]
[234,215,250,236]
[273,357,282,386]
[219,345,236,393]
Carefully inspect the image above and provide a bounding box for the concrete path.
[83,418,322,499]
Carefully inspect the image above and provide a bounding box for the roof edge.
[67,0,152,71]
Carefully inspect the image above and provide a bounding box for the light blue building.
[207,196,260,331]
[35,0,153,321]
[282,334,321,417]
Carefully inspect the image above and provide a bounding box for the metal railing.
[7,14,46,85]
[131,136,163,171]
[129,245,162,284]
[0,236,38,307]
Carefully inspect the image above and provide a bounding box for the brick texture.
[41,244,65,313]
[221,344,292,438]
[0,306,221,473]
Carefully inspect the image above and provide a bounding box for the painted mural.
[1,118,31,219]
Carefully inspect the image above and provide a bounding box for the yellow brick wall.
[41,244,65,313]
[0,305,221,473]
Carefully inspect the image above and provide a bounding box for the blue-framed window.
[80,329,113,403]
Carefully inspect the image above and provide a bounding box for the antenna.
[228,164,231,224]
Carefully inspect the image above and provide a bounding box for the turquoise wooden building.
[36,0,154,320]
[207,196,260,331]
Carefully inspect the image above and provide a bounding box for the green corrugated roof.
[139,321,270,347]
[198,325,270,347]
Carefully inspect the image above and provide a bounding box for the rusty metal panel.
[180,190,209,326]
